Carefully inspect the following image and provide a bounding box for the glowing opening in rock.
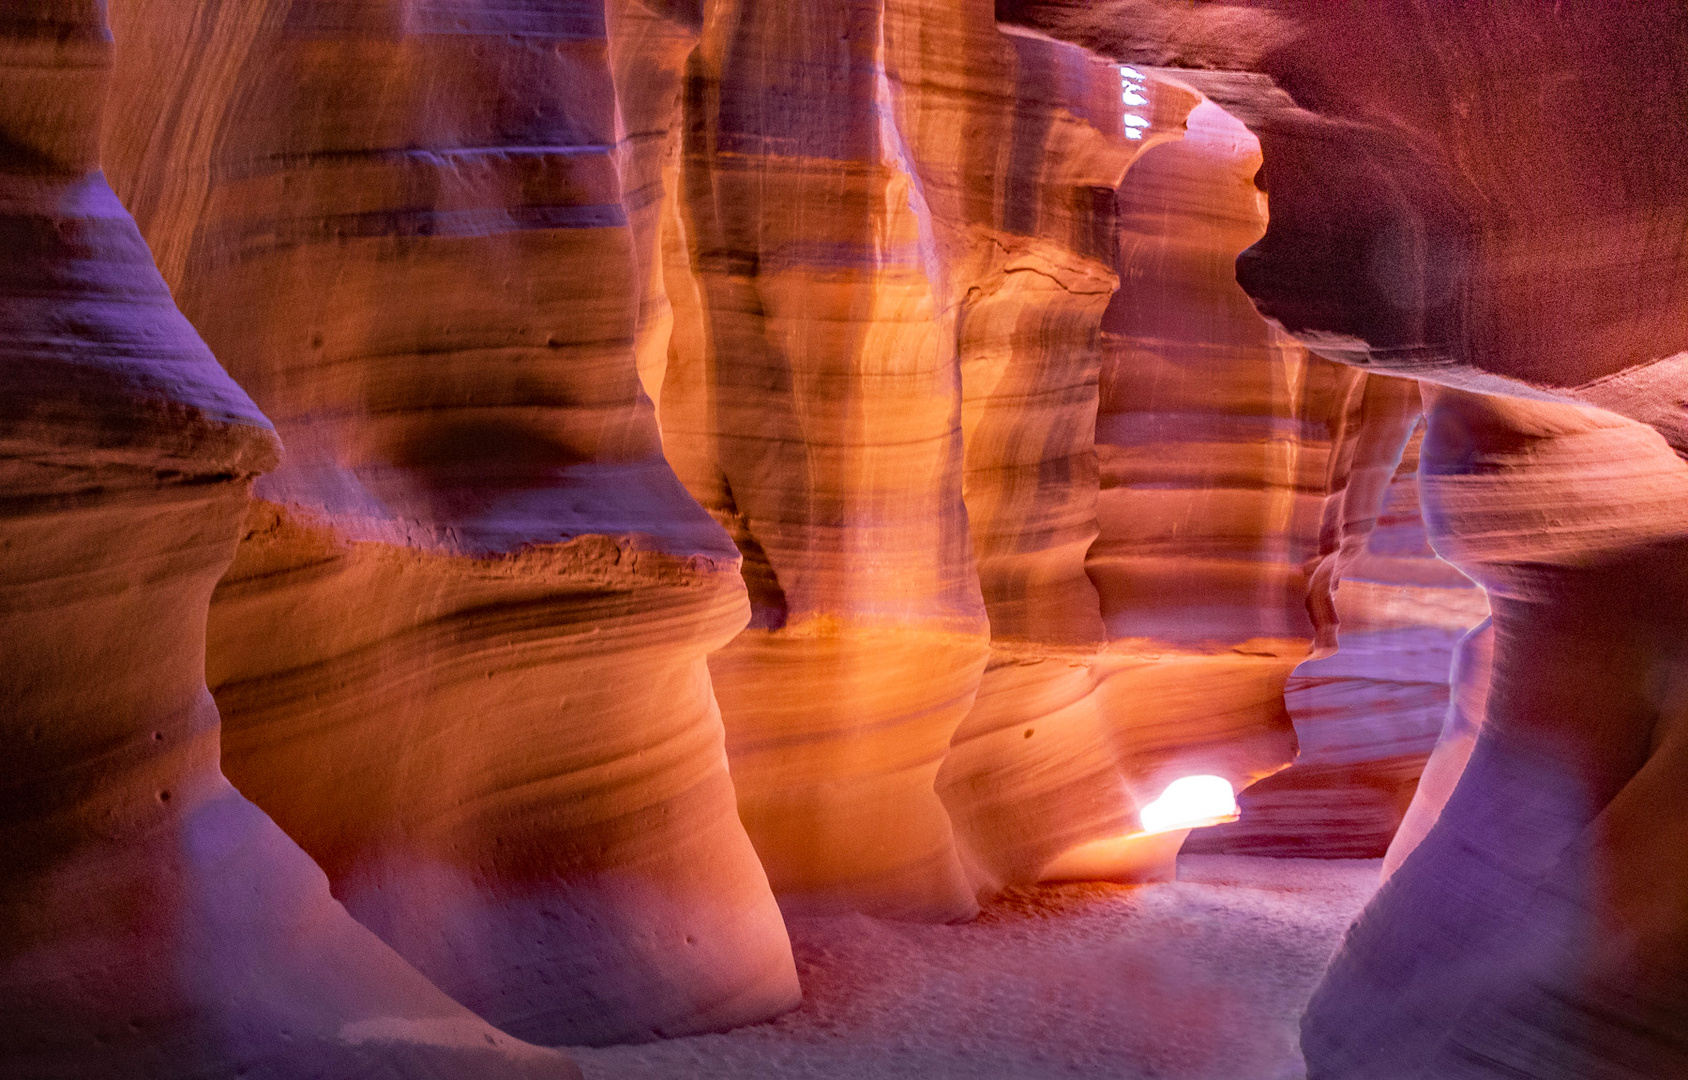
[1119,66,1150,137]
[1138,775,1239,834]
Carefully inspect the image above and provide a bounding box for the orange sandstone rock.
[102,0,798,1046]
[1007,6,1688,1071]
[658,3,1308,911]
[662,6,1446,903]
[0,4,580,1076]
[1311,390,1688,1078]
[659,0,1017,918]
[944,82,1315,891]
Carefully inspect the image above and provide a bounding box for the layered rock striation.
[656,3,1357,909]
[1309,391,1688,1078]
[20,1,1688,1075]
[657,4,1464,905]
[659,0,994,920]
[102,0,798,1047]
[1194,415,1491,858]
[952,84,1316,891]
[1030,77,1434,875]
[0,4,580,1076]
[657,2,1175,917]
[1197,10,1688,1074]
[1004,1,1688,1073]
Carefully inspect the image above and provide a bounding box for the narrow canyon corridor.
[3,1,1685,1078]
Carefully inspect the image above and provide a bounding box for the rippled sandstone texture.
[1003,1,1688,1074]
[1314,390,1688,1079]
[656,2,1332,912]
[654,0,1451,909]
[1194,417,1490,858]
[1084,93,1431,871]
[102,0,799,1047]
[935,60,1442,886]
[0,4,580,1077]
[658,3,1134,918]
[24,1,1677,1075]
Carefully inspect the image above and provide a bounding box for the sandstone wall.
[1192,416,1491,857]
[103,0,798,1047]
[654,3,1376,909]
[1085,90,1352,872]
[656,3,1183,916]
[1003,2,1688,1073]
[1198,9,1688,1072]
[24,0,1682,1074]
[0,3,580,1075]
[1310,392,1688,1078]
[656,5,1449,903]
[659,0,996,919]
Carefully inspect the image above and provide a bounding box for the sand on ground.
[569,855,1380,1080]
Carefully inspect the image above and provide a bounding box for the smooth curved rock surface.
[1081,86,1428,868]
[0,5,580,1077]
[1197,414,1490,858]
[661,3,1234,917]
[1307,390,1688,1078]
[999,4,1688,1073]
[14,0,1681,1071]
[659,0,996,919]
[1381,614,1494,879]
[658,6,1337,908]
[1002,5,1688,1072]
[933,39,1190,896]
[658,6,1458,903]
[102,0,798,1046]
[1199,9,1688,1073]
[939,68,1401,892]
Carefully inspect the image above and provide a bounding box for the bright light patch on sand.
[1139,775,1239,834]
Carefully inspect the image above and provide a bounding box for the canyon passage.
[3,1,1685,1078]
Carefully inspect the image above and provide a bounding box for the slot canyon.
[1,1,1683,1077]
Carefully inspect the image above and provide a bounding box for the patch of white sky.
[1120,65,1148,138]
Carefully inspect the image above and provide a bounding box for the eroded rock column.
[1307,390,1688,1078]
[103,0,798,1046]
[999,8,1688,1069]
[1247,420,1489,858]
[661,0,997,920]
[1042,5,1688,1074]
[934,57,1234,891]
[0,4,580,1075]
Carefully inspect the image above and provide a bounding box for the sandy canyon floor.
[570,856,1380,1080]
